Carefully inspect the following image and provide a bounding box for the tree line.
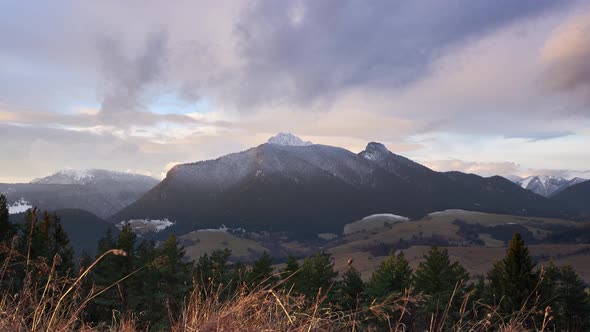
[1,194,589,331]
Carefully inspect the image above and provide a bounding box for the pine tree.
[19,211,74,275]
[50,213,74,274]
[158,234,193,310]
[298,252,338,298]
[0,194,14,244]
[89,225,137,322]
[487,233,537,314]
[281,254,301,291]
[338,265,365,311]
[556,265,590,331]
[196,248,232,292]
[367,250,412,300]
[413,246,469,328]
[537,259,561,321]
[248,251,275,287]
[129,239,160,327]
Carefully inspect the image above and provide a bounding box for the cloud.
[230,0,571,107]
[422,158,590,180]
[99,32,167,112]
[541,8,590,109]
[1,0,589,182]
[422,159,522,177]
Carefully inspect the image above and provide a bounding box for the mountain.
[516,175,587,197]
[358,142,564,216]
[503,175,523,182]
[9,209,118,256]
[0,169,159,218]
[112,134,568,235]
[552,180,590,217]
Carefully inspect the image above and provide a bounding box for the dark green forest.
[1,194,589,331]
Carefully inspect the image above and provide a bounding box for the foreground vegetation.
[1,195,590,331]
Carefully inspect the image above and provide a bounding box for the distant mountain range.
[0,169,159,219]
[3,134,588,238]
[515,175,587,197]
[111,134,572,235]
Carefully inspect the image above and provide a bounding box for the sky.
[1,0,590,182]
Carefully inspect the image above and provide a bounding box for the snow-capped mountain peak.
[30,169,158,186]
[360,142,390,161]
[31,169,95,184]
[517,175,586,197]
[267,133,313,146]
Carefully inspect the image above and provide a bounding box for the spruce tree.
[19,211,74,275]
[90,225,137,322]
[129,239,160,327]
[50,213,74,274]
[338,265,365,311]
[298,252,338,298]
[281,254,301,291]
[158,234,193,311]
[196,248,233,293]
[248,251,275,287]
[556,265,590,330]
[537,259,561,320]
[0,194,14,243]
[367,250,412,300]
[413,246,469,328]
[487,233,537,314]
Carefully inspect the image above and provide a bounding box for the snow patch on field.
[8,198,32,214]
[362,213,409,221]
[344,213,409,235]
[118,218,174,234]
[197,225,246,233]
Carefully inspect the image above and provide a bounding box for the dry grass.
[0,237,563,332]
[0,236,132,332]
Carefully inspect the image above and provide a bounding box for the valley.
[3,134,589,276]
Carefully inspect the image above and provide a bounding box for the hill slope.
[552,180,590,217]
[9,209,118,256]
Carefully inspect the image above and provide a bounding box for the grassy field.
[327,209,590,281]
[329,244,590,282]
[174,209,590,282]
[338,209,579,248]
[179,230,268,261]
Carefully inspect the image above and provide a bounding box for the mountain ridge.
[516,175,587,197]
[0,169,159,219]
[111,134,571,235]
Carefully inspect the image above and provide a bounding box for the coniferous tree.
[0,194,14,244]
[19,210,74,275]
[537,259,561,323]
[367,250,412,300]
[298,252,338,298]
[130,239,160,327]
[413,246,469,329]
[281,254,301,291]
[337,265,365,311]
[90,225,137,322]
[556,265,590,331]
[195,248,233,299]
[365,250,413,329]
[487,233,537,314]
[158,234,193,310]
[247,251,275,287]
[50,213,74,274]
